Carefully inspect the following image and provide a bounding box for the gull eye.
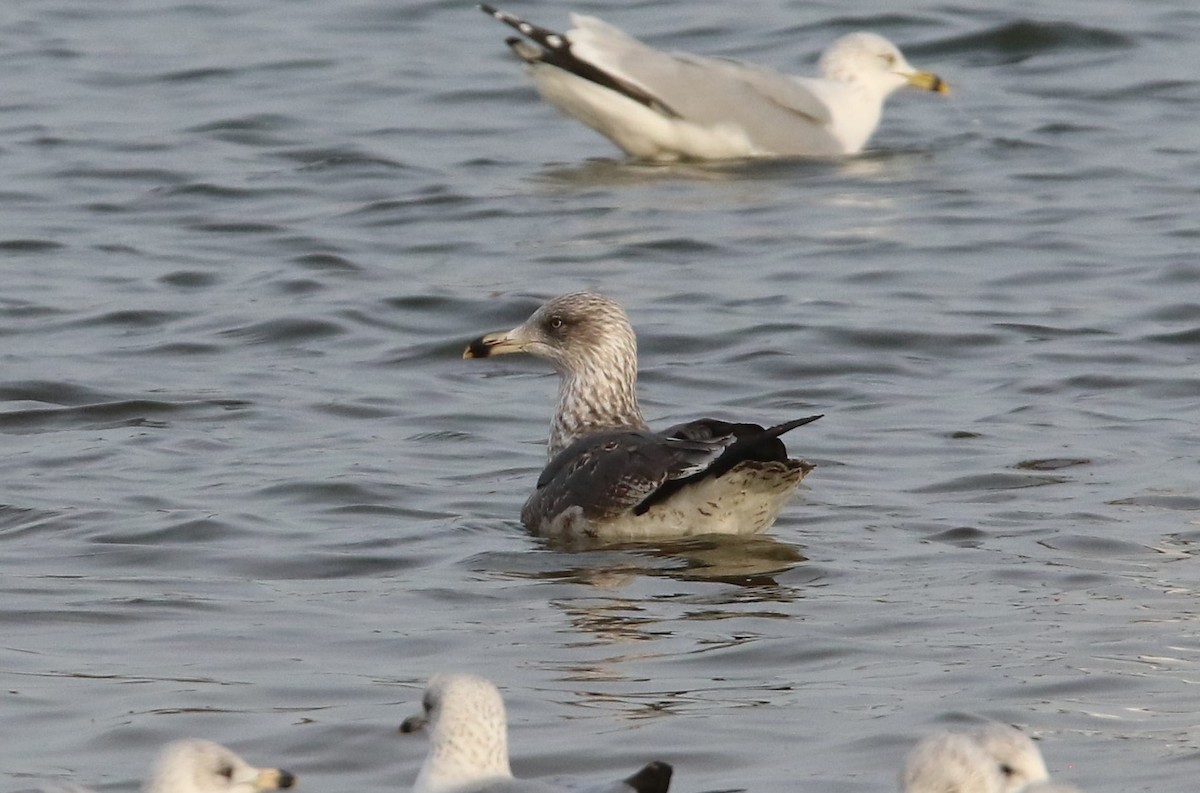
[217,765,235,781]
[547,316,565,331]
[998,764,1015,778]
[882,52,897,66]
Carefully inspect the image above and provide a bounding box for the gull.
[399,673,672,793]
[901,725,1082,793]
[901,732,1008,793]
[463,292,821,541]
[479,4,948,161]
[50,740,296,793]
[967,723,1050,793]
[143,741,296,793]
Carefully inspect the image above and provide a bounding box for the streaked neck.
[415,735,511,793]
[549,360,647,458]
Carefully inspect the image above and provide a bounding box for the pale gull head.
[967,724,1049,793]
[400,673,513,793]
[900,731,1006,793]
[818,32,947,97]
[143,740,295,793]
[464,292,649,458]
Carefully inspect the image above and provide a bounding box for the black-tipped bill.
[399,714,427,734]
[463,330,523,359]
[908,70,949,94]
[253,768,296,791]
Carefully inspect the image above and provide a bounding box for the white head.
[901,732,1005,793]
[143,740,295,793]
[400,674,513,793]
[968,724,1050,793]
[818,32,947,97]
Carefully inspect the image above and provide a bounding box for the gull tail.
[763,414,824,439]
[478,4,680,118]
[480,4,570,53]
[623,762,673,793]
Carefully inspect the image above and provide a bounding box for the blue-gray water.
[2,0,1198,791]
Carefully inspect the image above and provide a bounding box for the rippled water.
[2,0,1198,791]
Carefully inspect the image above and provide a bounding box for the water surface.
[1,1,1198,792]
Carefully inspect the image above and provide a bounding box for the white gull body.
[400,673,672,793]
[480,5,948,161]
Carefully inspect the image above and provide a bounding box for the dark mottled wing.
[523,430,733,527]
[636,415,823,513]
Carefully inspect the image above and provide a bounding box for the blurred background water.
[1,0,1198,791]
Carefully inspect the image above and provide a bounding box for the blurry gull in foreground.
[479,4,948,161]
[967,723,1050,793]
[901,724,1082,793]
[144,741,295,793]
[50,740,296,793]
[400,673,672,793]
[464,292,821,541]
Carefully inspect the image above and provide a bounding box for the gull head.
[900,732,1005,793]
[968,724,1049,793]
[144,740,296,793]
[464,291,647,456]
[818,32,948,96]
[400,673,513,793]
[463,292,638,378]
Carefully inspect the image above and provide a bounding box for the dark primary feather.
[662,415,823,477]
[623,762,673,793]
[634,415,823,514]
[479,4,681,118]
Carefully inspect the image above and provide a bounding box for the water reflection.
[492,533,808,586]
[534,156,848,189]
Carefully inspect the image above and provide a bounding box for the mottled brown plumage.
[465,292,820,540]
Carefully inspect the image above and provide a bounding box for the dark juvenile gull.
[479,5,948,161]
[463,292,821,540]
[399,673,672,793]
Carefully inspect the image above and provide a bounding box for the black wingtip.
[478,3,499,16]
[766,414,823,438]
[625,761,673,793]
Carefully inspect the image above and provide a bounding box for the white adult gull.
[463,292,821,541]
[399,673,672,793]
[479,5,948,161]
